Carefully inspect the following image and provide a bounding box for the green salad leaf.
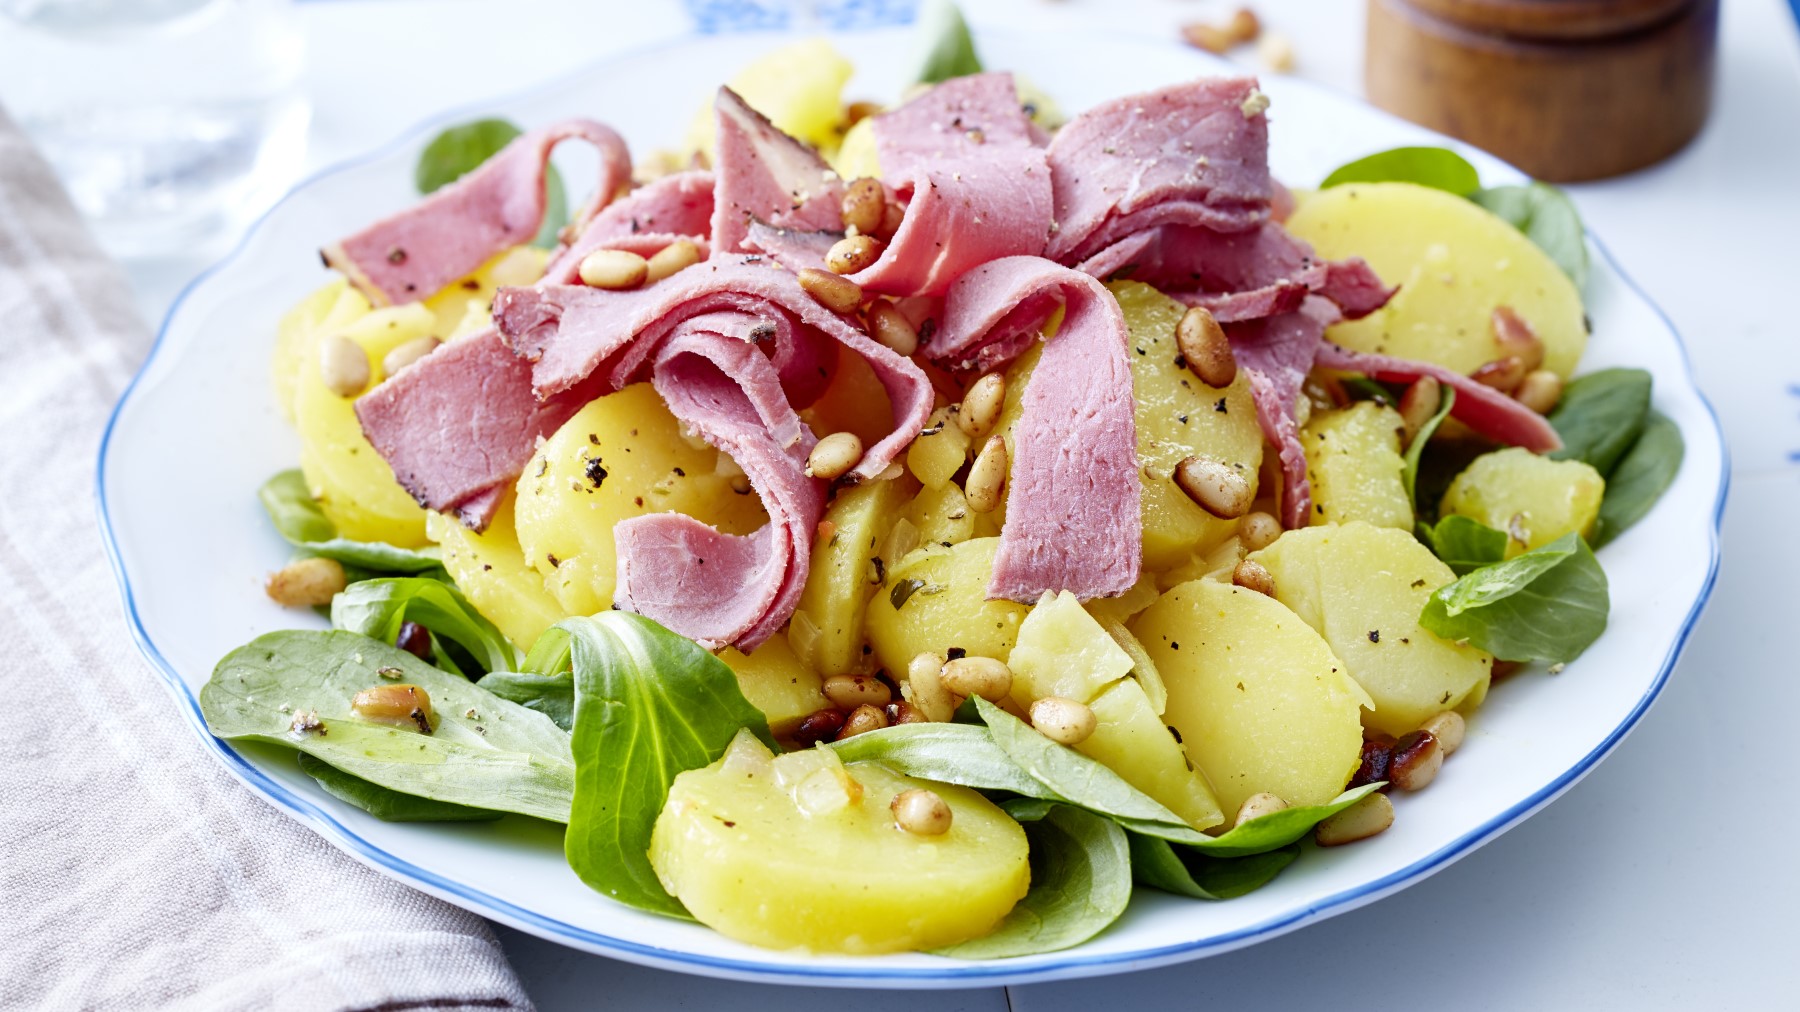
[1473,182,1589,289]
[1321,146,1481,196]
[415,117,567,249]
[297,753,504,823]
[1177,784,1383,858]
[259,470,443,574]
[914,0,982,85]
[561,613,775,919]
[1418,514,1509,575]
[331,578,518,678]
[828,721,1057,799]
[1593,410,1684,547]
[1129,834,1299,901]
[1548,368,1654,476]
[930,806,1131,959]
[1402,385,1456,509]
[1420,532,1609,663]
[202,631,575,821]
[476,671,575,730]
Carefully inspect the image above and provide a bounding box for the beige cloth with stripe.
[0,106,535,1012]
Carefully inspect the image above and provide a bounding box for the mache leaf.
[259,470,443,574]
[1129,834,1299,901]
[828,722,1057,799]
[1321,146,1482,196]
[331,577,518,677]
[476,671,575,731]
[1403,385,1456,509]
[1177,784,1383,858]
[415,117,567,248]
[297,753,504,823]
[1418,514,1509,575]
[1473,182,1589,290]
[1420,532,1609,663]
[1593,410,1685,547]
[202,630,575,822]
[914,0,983,85]
[1548,368,1653,476]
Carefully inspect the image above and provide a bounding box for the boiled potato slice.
[1082,574,1161,627]
[1303,401,1412,529]
[906,406,972,491]
[1077,678,1224,831]
[789,476,914,676]
[513,385,767,616]
[422,245,548,338]
[1441,447,1605,555]
[273,278,369,425]
[1252,523,1495,737]
[719,636,829,738]
[865,539,1032,676]
[905,481,976,549]
[1286,182,1586,378]
[427,493,566,650]
[650,732,1029,954]
[1005,590,1132,710]
[830,115,880,179]
[684,38,854,160]
[799,343,898,450]
[1131,580,1367,821]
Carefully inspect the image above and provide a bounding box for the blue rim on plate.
[94,29,1731,987]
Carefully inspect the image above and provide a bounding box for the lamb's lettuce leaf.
[1176,784,1383,858]
[1418,514,1509,575]
[1420,532,1609,663]
[828,721,1056,799]
[915,0,982,84]
[296,753,504,823]
[1321,146,1481,196]
[1548,368,1654,476]
[259,470,443,574]
[1473,183,1589,289]
[476,671,574,731]
[1593,410,1684,547]
[1130,835,1299,901]
[415,117,566,248]
[1403,385,1456,509]
[331,578,517,678]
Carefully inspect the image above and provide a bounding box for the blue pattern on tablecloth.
[685,0,919,33]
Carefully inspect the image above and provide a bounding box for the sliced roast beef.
[324,119,631,306]
[1313,342,1563,453]
[1227,295,1341,529]
[926,256,1140,602]
[710,87,846,256]
[543,169,715,280]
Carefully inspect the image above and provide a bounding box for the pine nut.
[965,437,1008,513]
[940,656,1013,702]
[866,301,919,357]
[892,788,953,835]
[956,373,1007,439]
[1419,710,1466,756]
[1471,356,1526,393]
[319,335,371,397]
[381,336,440,378]
[823,674,892,709]
[876,199,906,241]
[1257,31,1296,72]
[266,557,347,607]
[827,234,884,275]
[1228,7,1262,42]
[805,432,864,480]
[350,683,434,734]
[884,700,928,725]
[1232,558,1275,597]
[1175,456,1253,519]
[1398,376,1442,446]
[1182,22,1235,53]
[904,652,958,722]
[1029,696,1097,745]
[793,708,847,745]
[1235,792,1288,826]
[1491,306,1545,372]
[1239,511,1281,552]
[1315,792,1394,846]
[1177,306,1237,388]
[644,238,702,284]
[836,703,889,739]
[797,267,864,313]
[841,177,886,235]
[579,248,648,290]
[1390,730,1443,791]
[1514,369,1564,415]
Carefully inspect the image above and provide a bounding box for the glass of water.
[0,0,308,257]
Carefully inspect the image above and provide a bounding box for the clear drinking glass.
[0,0,308,257]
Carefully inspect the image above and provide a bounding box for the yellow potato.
[906,406,972,491]
[1131,580,1367,821]
[427,494,567,651]
[422,245,549,337]
[1005,590,1133,710]
[789,476,914,676]
[1076,678,1224,831]
[1441,447,1605,555]
[719,636,829,738]
[865,539,1032,676]
[799,343,899,451]
[512,385,767,616]
[1251,523,1494,737]
[685,38,855,161]
[1303,401,1412,530]
[904,481,976,549]
[273,278,369,425]
[1285,182,1586,378]
[650,732,1029,954]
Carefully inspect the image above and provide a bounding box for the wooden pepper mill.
[1365,0,1719,181]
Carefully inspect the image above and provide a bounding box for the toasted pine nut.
[940,656,1012,702]
[876,199,906,241]
[837,703,889,739]
[1232,558,1275,597]
[1228,7,1262,42]
[1398,376,1442,446]
[1029,696,1097,745]
[957,374,1006,439]
[382,336,440,378]
[823,674,892,709]
[1315,792,1394,846]
[1257,31,1295,72]
[1390,730,1443,791]
[797,267,864,313]
[965,437,1008,513]
[351,683,434,734]
[579,249,648,290]
[1182,22,1234,53]
[866,301,920,357]
[644,239,702,284]
[1419,710,1466,756]
[892,788,953,835]
[827,234,884,275]
[884,700,928,725]
[841,177,886,235]
[319,336,371,397]
[806,432,864,480]
[1471,355,1527,393]
[793,708,847,745]
[1491,306,1546,372]
[1177,305,1237,388]
[266,557,347,607]
[1514,369,1563,414]
[904,652,957,722]
[1175,456,1253,519]
[1236,792,1288,826]
[1239,511,1281,552]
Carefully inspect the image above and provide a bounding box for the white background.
[115,1,1800,1007]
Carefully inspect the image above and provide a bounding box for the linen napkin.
[0,105,535,1012]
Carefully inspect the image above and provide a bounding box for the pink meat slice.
[1227,295,1341,530]
[324,119,631,305]
[1045,77,1274,265]
[1313,342,1563,453]
[543,169,716,280]
[710,87,846,255]
[927,256,1140,602]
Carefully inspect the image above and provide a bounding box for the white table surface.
[110,0,1800,1007]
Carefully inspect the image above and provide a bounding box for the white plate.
[97,27,1728,989]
